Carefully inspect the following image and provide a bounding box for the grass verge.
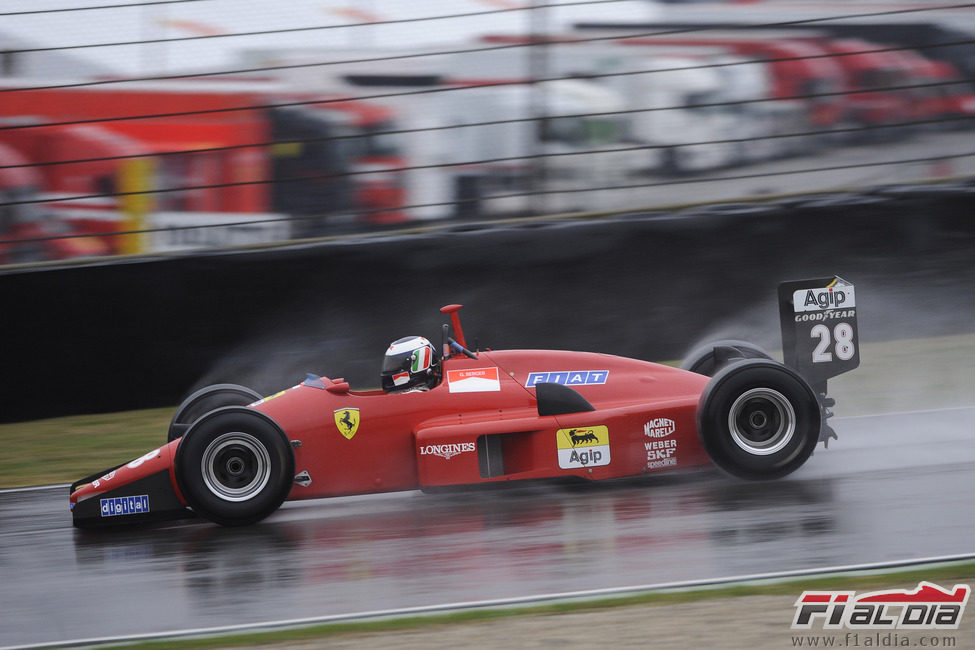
[0,407,172,488]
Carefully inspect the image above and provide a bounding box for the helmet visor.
[382,350,414,374]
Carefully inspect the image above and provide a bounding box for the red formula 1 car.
[70,277,859,528]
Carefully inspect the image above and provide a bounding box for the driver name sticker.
[447,367,501,393]
[557,426,611,469]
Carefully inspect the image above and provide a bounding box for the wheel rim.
[201,431,271,502]
[727,388,796,456]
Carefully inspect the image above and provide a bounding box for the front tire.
[697,360,820,480]
[175,407,294,526]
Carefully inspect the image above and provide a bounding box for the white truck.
[242,47,634,219]
[344,76,633,219]
[426,37,746,174]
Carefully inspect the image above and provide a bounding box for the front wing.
[69,440,193,528]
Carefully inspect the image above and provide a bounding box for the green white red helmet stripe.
[412,345,432,372]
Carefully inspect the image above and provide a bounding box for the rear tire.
[174,407,294,526]
[168,384,263,442]
[697,359,820,480]
[681,340,771,377]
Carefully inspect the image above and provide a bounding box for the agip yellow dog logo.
[334,408,360,440]
[557,426,610,469]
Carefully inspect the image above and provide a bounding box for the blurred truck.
[0,79,409,238]
[477,34,805,171]
[241,48,637,219]
[338,73,632,219]
[0,140,109,263]
[578,11,975,136]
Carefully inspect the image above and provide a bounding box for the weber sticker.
[556,426,610,469]
[646,439,678,470]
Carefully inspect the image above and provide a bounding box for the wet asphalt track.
[2,406,974,648]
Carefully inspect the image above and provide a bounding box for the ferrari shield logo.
[334,408,360,440]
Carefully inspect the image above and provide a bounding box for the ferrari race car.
[70,276,859,528]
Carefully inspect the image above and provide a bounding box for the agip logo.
[556,426,610,469]
[792,277,856,313]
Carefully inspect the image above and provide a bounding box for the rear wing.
[779,277,859,447]
[778,276,859,390]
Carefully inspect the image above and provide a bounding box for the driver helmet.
[381,336,440,392]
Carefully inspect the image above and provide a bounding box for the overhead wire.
[0,0,217,17]
[4,1,974,57]
[3,1,975,247]
[2,0,626,55]
[2,97,975,182]
[1,68,973,166]
[4,147,975,247]
[2,117,973,209]
[2,40,975,134]
[3,3,975,93]
[4,110,973,178]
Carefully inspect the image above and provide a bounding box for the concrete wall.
[2,182,973,422]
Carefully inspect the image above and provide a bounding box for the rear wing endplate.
[778,276,860,390]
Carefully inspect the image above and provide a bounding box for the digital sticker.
[100,495,150,518]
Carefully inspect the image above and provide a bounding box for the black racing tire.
[168,384,263,442]
[697,359,820,481]
[681,340,772,377]
[174,407,294,526]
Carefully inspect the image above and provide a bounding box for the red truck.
[0,80,408,234]
[0,141,110,263]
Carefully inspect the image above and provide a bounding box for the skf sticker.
[447,367,501,393]
[334,408,360,440]
[526,370,608,388]
[646,438,677,470]
[556,426,611,469]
